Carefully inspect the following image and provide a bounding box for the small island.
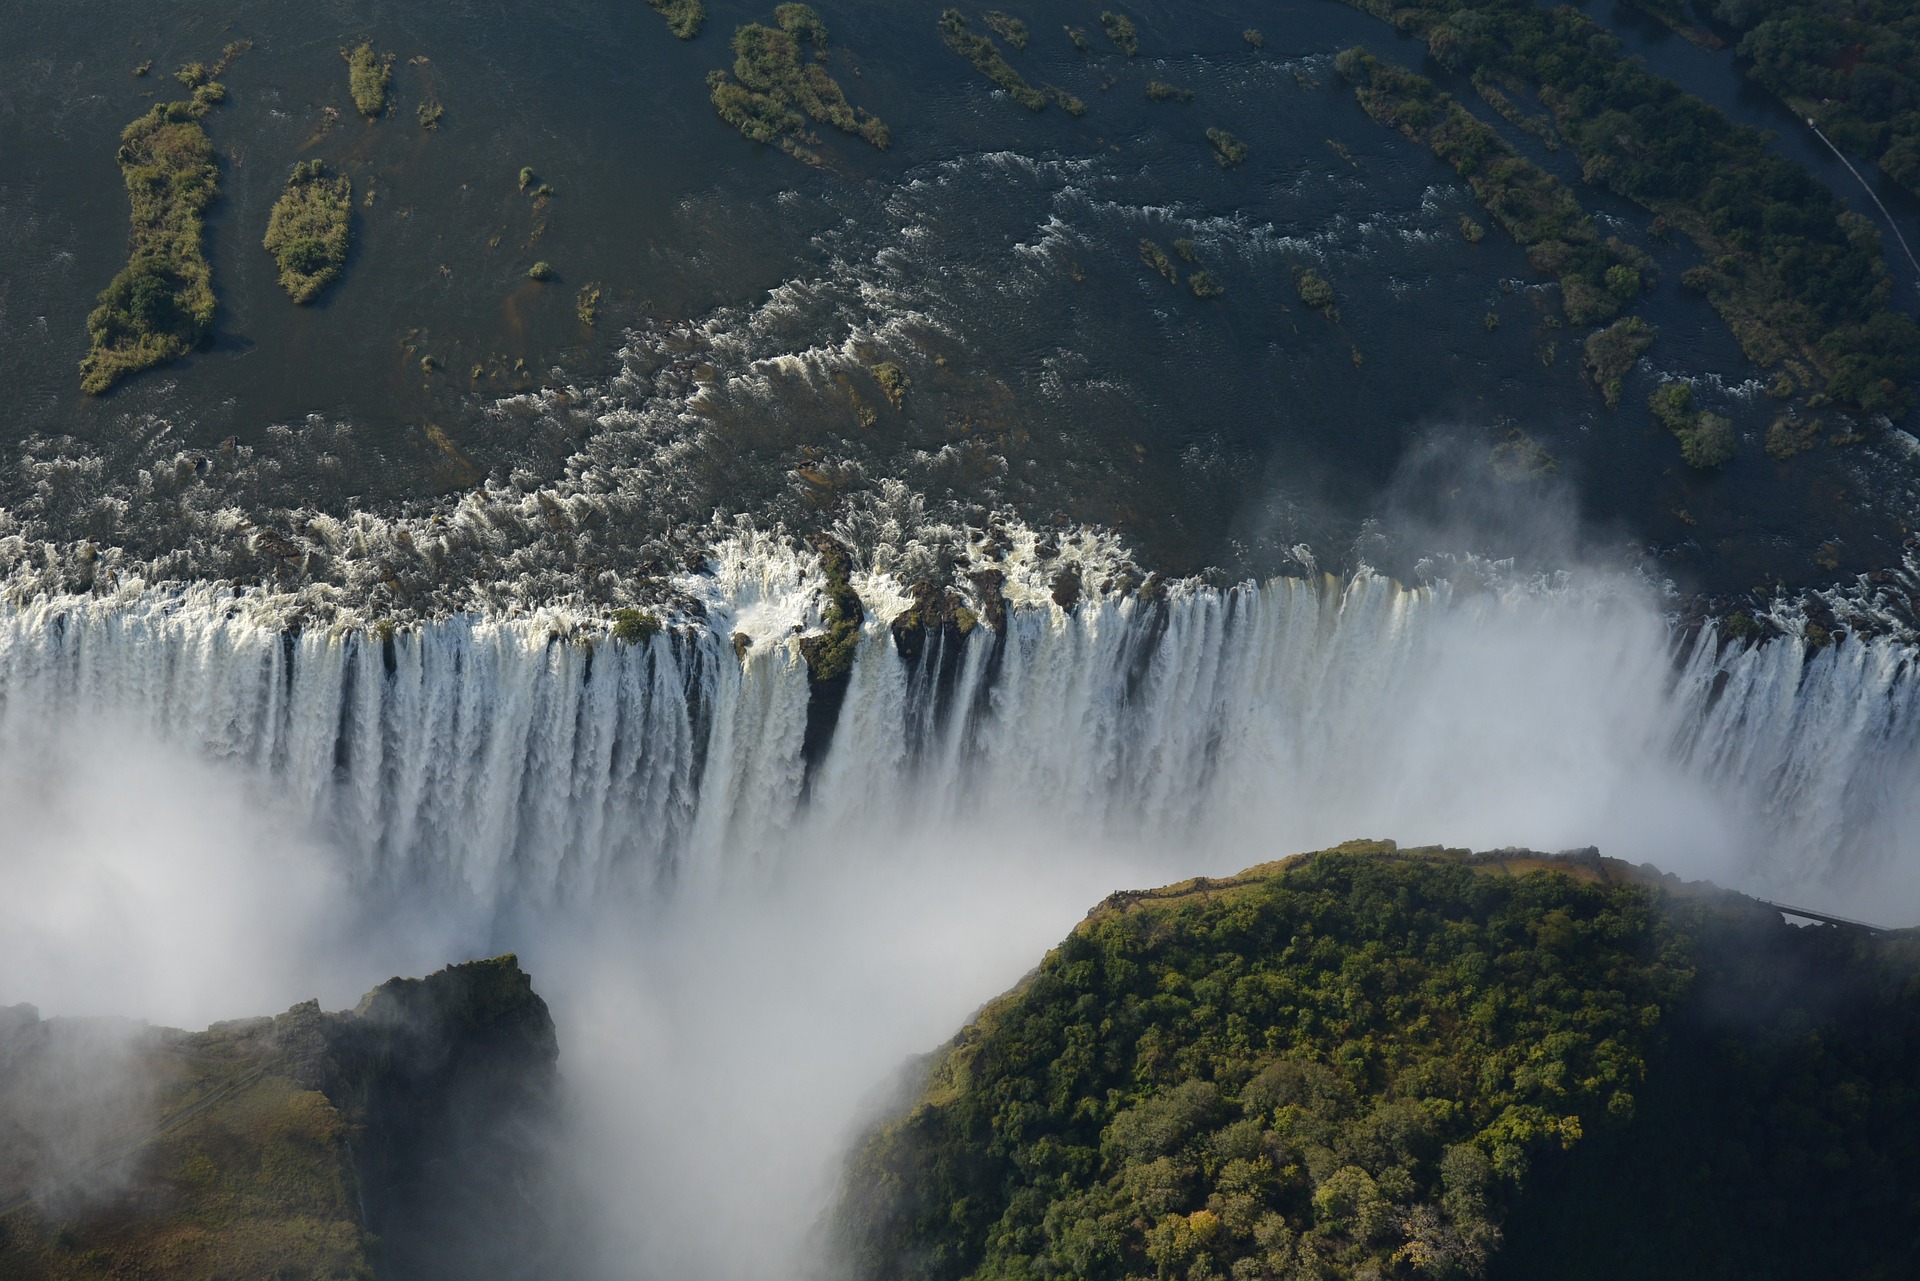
[78,71,226,394]
[262,160,352,303]
[710,4,890,162]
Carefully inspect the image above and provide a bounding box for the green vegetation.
[0,955,558,1281]
[1459,216,1485,243]
[873,360,909,409]
[343,42,390,117]
[940,10,1048,112]
[711,5,890,161]
[1244,28,1265,49]
[1490,428,1557,480]
[577,282,604,326]
[647,0,706,40]
[262,160,352,304]
[1206,127,1247,168]
[1065,25,1092,53]
[610,608,662,643]
[1650,381,1737,469]
[417,96,444,129]
[1173,238,1199,262]
[1296,267,1336,312]
[835,846,1686,1281]
[1337,50,1649,327]
[1321,4,1920,414]
[1100,10,1139,56]
[1188,270,1224,298]
[79,83,226,394]
[1765,413,1822,460]
[983,11,1029,49]
[527,261,555,281]
[1660,0,1920,202]
[1582,316,1657,409]
[1140,239,1178,284]
[835,844,1920,1281]
[800,535,863,683]
[1146,80,1194,103]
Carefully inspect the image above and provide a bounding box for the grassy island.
[940,10,1048,112]
[1324,0,1920,414]
[1650,380,1737,469]
[647,0,706,40]
[710,4,890,161]
[1337,50,1650,328]
[1100,10,1139,56]
[1146,80,1193,103]
[835,843,1920,1281]
[79,83,226,394]
[800,534,863,683]
[1583,316,1657,409]
[343,42,390,117]
[1206,127,1248,168]
[262,160,352,303]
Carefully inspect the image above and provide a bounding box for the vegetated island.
[834,841,1920,1281]
[0,956,560,1280]
[939,10,1085,116]
[1327,0,1919,416]
[263,160,352,303]
[1628,0,1920,204]
[78,65,229,395]
[647,0,706,40]
[342,42,391,117]
[1338,49,1650,329]
[709,4,891,164]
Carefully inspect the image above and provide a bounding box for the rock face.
[0,955,559,1281]
[831,842,1920,1281]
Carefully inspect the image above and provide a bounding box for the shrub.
[527,261,555,281]
[1296,268,1336,310]
[1206,127,1247,167]
[1100,10,1139,56]
[646,0,705,40]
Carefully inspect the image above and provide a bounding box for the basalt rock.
[0,955,561,1281]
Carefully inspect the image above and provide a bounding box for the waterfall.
[4,568,1918,916]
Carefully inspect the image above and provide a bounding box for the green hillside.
[834,842,1920,1280]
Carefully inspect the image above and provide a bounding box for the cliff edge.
[0,954,558,1281]
[833,841,1920,1281]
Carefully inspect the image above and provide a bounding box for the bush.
[1206,127,1248,167]
[646,0,705,40]
[1100,10,1139,55]
[527,261,555,281]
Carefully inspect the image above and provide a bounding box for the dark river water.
[3,0,1917,595]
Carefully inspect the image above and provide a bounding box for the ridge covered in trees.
[834,842,1920,1281]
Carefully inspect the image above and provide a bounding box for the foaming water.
[3,556,1916,917]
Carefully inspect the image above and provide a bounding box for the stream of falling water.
[4,556,1917,918]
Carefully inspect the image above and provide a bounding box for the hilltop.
[834,841,1920,1280]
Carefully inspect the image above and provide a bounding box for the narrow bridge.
[1755,900,1893,934]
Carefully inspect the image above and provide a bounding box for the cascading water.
[5,550,1916,919]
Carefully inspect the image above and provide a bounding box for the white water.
[3,560,1917,920]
